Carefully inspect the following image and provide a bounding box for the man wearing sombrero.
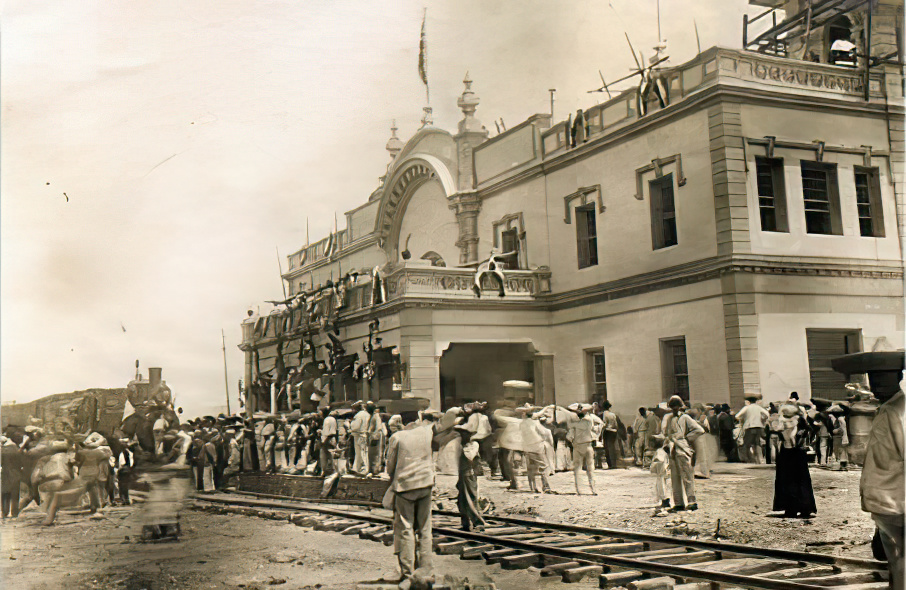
[662,395,705,512]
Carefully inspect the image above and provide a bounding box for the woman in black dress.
[773,404,817,518]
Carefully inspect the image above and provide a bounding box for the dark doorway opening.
[439,343,536,411]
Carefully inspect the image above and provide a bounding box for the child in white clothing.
[650,434,671,516]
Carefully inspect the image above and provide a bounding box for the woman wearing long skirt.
[689,406,712,478]
[773,405,817,518]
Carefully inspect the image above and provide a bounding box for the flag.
[418,10,428,87]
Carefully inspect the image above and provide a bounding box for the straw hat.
[514,403,541,416]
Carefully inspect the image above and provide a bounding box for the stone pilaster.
[448,191,482,265]
[709,100,760,406]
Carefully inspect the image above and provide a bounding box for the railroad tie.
[614,547,692,559]
[497,552,543,570]
[561,565,604,583]
[599,570,647,587]
[359,526,390,541]
[435,540,472,555]
[431,536,457,550]
[637,550,719,565]
[378,530,395,546]
[461,544,499,559]
[570,542,646,555]
[759,565,842,580]
[697,558,799,575]
[833,583,891,590]
[538,561,582,576]
[340,523,372,535]
[627,576,676,590]
[482,548,523,563]
[793,571,889,586]
[673,582,713,590]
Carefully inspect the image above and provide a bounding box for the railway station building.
[240,0,905,419]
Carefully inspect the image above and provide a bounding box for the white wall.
[396,180,460,267]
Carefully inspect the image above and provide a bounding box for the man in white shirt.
[735,396,769,464]
[349,401,369,475]
[319,407,338,477]
[366,402,384,476]
[567,403,597,496]
[386,416,440,585]
[517,405,552,494]
[662,395,705,512]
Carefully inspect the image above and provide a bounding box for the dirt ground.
[434,460,875,558]
[0,461,873,590]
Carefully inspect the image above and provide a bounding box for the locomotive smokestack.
[149,367,162,389]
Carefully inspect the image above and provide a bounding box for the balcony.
[382,263,552,302]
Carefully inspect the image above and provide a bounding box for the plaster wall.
[542,109,717,293]
[740,104,902,260]
[348,200,379,242]
[396,179,460,267]
[756,307,904,403]
[548,288,730,419]
[475,176,551,269]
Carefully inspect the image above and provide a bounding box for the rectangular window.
[585,349,607,403]
[806,329,862,400]
[575,204,598,269]
[800,161,842,235]
[650,174,678,249]
[661,337,689,402]
[755,156,789,232]
[854,166,885,238]
[500,227,520,269]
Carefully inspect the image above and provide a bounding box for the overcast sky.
[1,0,756,418]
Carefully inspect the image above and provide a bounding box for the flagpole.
[222,329,231,415]
[424,7,429,106]
[276,246,287,299]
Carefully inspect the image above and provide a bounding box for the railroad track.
[193,492,888,590]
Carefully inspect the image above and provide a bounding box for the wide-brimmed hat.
[828,404,846,414]
[667,395,686,409]
[502,380,532,389]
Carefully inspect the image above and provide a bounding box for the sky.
[1,0,757,419]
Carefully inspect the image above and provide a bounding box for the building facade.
[241,1,905,420]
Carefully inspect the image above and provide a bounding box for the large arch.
[375,153,457,261]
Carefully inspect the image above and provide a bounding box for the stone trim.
[562,185,604,223]
[634,155,687,201]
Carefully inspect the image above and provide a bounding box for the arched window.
[826,15,857,67]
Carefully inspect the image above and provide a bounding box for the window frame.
[575,203,599,269]
[660,337,690,402]
[585,348,607,403]
[800,161,843,236]
[649,173,678,250]
[853,165,885,238]
[754,156,789,233]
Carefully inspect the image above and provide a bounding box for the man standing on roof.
[662,395,705,512]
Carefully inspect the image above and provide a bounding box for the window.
[575,204,598,269]
[854,166,885,237]
[585,349,607,403]
[500,227,520,269]
[806,329,862,400]
[650,174,678,249]
[661,337,689,402]
[754,157,788,232]
[800,161,842,235]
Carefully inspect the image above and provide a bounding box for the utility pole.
[549,88,556,120]
[222,329,231,415]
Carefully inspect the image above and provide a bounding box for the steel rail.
[433,509,884,570]
[194,493,883,590]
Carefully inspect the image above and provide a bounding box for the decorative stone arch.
[375,154,457,259]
